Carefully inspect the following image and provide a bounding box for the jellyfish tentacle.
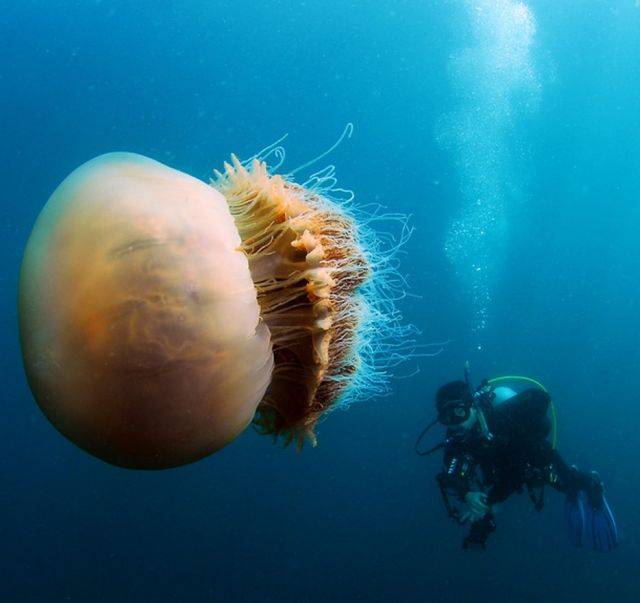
[286,123,354,178]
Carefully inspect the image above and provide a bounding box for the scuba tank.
[415,364,557,455]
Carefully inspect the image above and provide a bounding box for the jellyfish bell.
[19,152,273,469]
[19,134,420,470]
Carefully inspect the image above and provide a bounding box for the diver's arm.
[438,446,493,547]
[437,447,478,501]
[436,444,490,524]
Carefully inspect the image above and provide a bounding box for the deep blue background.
[1,1,639,601]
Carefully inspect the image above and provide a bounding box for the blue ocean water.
[2,1,639,601]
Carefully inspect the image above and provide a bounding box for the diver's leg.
[549,449,593,494]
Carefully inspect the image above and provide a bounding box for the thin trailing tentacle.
[286,123,354,178]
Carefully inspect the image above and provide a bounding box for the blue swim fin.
[566,472,619,552]
[565,492,586,547]
[584,490,619,552]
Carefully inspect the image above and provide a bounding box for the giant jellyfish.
[19,130,427,469]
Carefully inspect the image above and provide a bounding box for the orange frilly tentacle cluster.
[212,155,369,448]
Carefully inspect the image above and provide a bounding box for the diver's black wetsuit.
[437,388,595,549]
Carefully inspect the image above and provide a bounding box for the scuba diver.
[416,369,619,551]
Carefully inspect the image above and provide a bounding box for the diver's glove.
[460,491,489,524]
[463,514,496,550]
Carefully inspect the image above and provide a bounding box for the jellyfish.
[18,130,426,469]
